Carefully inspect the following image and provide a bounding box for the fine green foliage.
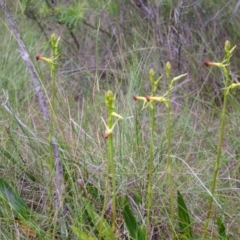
[40,2,85,30]
[177,190,193,240]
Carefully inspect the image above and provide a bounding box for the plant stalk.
[203,65,230,237]
[146,101,155,236]
[166,86,174,236]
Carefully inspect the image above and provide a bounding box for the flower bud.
[149,68,155,83]
[224,40,230,55]
[105,90,115,109]
[51,33,57,48]
[165,61,171,79]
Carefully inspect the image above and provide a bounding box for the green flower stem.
[49,34,60,236]
[166,85,174,234]
[146,99,155,236]
[36,34,62,237]
[203,68,228,237]
[134,67,185,239]
[107,109,116,232]
[49,36,59,181]
[49,44,57,171]
[100,91,118,236]
[100,163,110,239]
[203,41,234,237]
[166,61,174,237]
[146,69,160,237]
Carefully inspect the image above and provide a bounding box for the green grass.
[1,0,240,239]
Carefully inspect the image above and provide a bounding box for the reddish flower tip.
[204,61,211,67]
[36,55,41,61]
[133,95,138,101]
[103,131,111,139]
[146,96,151,102]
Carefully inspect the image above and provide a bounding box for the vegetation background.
[1,0,240,239]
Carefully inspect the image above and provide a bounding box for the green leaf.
[0,178,30,220]
[177,190,193,240]
[123,198,146,240]
[70,226,96,240]
[123,200,138,239]
[133,189,142,206]
[85,202,115,240]
[136,225,146,240]
[217,216,229,240]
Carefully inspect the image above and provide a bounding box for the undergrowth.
[1,0,240,239]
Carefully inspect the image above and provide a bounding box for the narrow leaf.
[177,190,193,239]
[70,226,96,240]
[217,217,229,240]
[123,201,138,239]
[85,202,115,240]
[123,198,146,240]
[0,178,30,220]
[136,226,146,240]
